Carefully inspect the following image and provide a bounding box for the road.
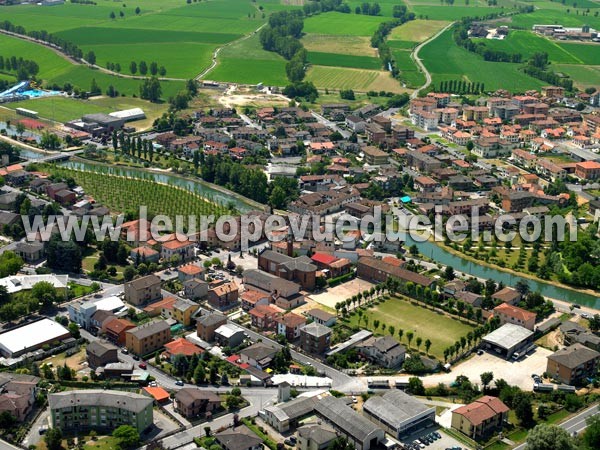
[410,22,455,98]
[310,111,350,139]
[513,403,599,449]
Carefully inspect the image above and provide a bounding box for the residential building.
[207,281,239,310]
[493,303,536,331]
[258,249,317,291]
[86,341,118,369]
[178,264,205,282]
[560,322,600,352]
[214,323,246,348]
[175,389,221,419]
[49,390,153,433]
[297,424,338,450]
[306,309,336,327]
[163,338,203,360]
[125,320,171,356]
[130,246,160,264]
[357,336,406,368]
[161,239,195,261]
[172,298,199,326]
[102,318,135,345]
[263,395,320,432]
[276,313,306,341]
[243,269,304,310]
[451,396,509,440]
[546,343,600,385]
[362,146,389,166]
[491,287,521,305]
[241,289,270,311]
[0,373,40,421]
[215,425,263,450]
[239,342,278,369]
[184,278,209,300]
[363,390,435,438]
[124,275,161,306]
[196,312,227,342]
[249,304,283,331]
[300,323,332,354]
[575,161,600,180]
[357,256,435,289]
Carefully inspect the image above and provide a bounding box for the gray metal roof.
[363,390,434,430]
[264,396,318,422]
[49,389,152,413]
[315,396,383,443]
[301,322,332,338]
[482,323,533,350]
[127,320,170,340]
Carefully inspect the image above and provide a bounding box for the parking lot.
[399,428,466,450]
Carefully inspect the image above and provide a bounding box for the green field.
[301,34,378,56]
[389,19,450,42]
[474,31,600,65]
[6,96,167,128]
[347,296,475,360]
[554,64,600,88]
[420,27,545,92]
[305,65,405,92]
[393,50,425,88]
[511,9,600,31]
[307,52,382,70]
[206,34,288,86]
[410,5,507,20]
[303,12,387,36]
[0,33,184,99]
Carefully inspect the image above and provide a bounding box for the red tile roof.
[311,252,338,266]
[143,386,170,402]
[164,338,204,357]
[493,303,536,322]
[453,396,509,426]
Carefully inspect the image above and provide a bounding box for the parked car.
[139,362,147,369]
[121,347,129,354]
[175,379,184,386]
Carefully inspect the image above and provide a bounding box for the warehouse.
[109,108,146,122]
[363,390,436,438]
[481,323,534,359]
[0,318,71,358]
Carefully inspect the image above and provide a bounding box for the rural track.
[195,23,267,81]
[410,21,455,98]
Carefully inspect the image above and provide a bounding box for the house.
[239,342,279,369]
[0,373,40,421]
[214,323,246,348]
[306,309,336,327]
[175,389,221,419]
[241,289,270,311]
[346,115,366,133]
[300,323,333,354]
[493,303,536,331]
[161,239,195,262]
[258,249,317,291]
[357,256,435,290]
[184,278,209,300]
[451,396,509,440]
[243,269,304,310]
[560,322,600,352]
[125,320,171,356]
[124,275,161,306]
[546,343,600,385]
[263,395,320,432]
[491,286,521,305]
[130,246,160,264]
[207,281,239,310]
[362,146,389,165]
[144,297,177,318]
[86,341,118,369]
[172,298,199,326]
[196,312,227,342]
[163,338,203,360]
[249,304,283,331]
[215,425,263,450]
[575,161,600,180]
[102,318,136,345]
[14,241,45,263]
[178,264,205,282]
[297,424,338,450]
[276,313,306,341]
[363,390,435,438]
[356,335,406,368]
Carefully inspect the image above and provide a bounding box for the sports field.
[347,296,475,360]
[420,28,545,92]
[305,65,407,93]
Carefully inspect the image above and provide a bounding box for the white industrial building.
[109,108,146,122]
[0,274,68,295]
[0,318,71,358]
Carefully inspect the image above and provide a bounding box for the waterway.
[57,159,257,213]
[405,235,600,309]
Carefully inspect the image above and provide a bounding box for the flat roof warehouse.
[0,318,70,358]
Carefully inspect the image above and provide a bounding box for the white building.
[0,274,68,295]
[0,318,70,358]
[68,295,127,329]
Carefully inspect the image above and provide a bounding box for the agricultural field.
[420,28,545,92]
[388,19,450,42]
[206,34,288,86]
[554,64,600,88]
[305,65,408,93]
[303,11,388,36]
[393,50,426,88]
[0,33,184,98]
[44,166,231,221]
[347,296,475,360]
[301,34,378,56]
[307,52,382,70]
[6,96,166,129]
[511,8,600,31]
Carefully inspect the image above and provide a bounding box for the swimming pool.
[19,89,61,98]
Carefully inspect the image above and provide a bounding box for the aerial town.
[0,1,599,450]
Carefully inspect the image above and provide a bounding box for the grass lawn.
[420,28,544,92]
[554,64,600,89]
[83,436,121,450]
[347,296,475,360]
[389,20,450,42]
[393,50,425,88]
[68,282,96,299]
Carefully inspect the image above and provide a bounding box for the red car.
[139,362,147,370]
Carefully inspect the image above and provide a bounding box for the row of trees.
[0,20,84,59]
[454,21,523,63]
[371,9,415,78]
[437,80,485,95]
[302,0,349,16]
[0,55,40,80]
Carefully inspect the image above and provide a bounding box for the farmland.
[301,34,377,56]
[303,12,387,36]
[347,296,475,360]
[388,19,450,42]
[43,166,231,220]
[420,28,545,92]
[307,52,382,70]
[305,66,407,93]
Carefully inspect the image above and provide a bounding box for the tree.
[515,280,530,296]
[407,376,425,395]
[113,425,140,449]
[45,428,63,450]
[444,265,455,280]
[514,394,534,427]
[525,424,578,450]
[140,77,162,102]
[110,11,116,19]
[68,322,80,339]
[582,415,600,450]
[150,61,158,76]
[129,61,137,74]
[416,336,422,352]
[46,235,82,273]
[327,437,354,450]
[15,121,25,138]
[139,60,148,75]
[135,6,141,14]
[406,331,414,348]
[31,281,59,306]
[480,371,494,391]
[424,339,431,355]
[86,51,96,65]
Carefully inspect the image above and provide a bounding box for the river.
[57,159,257,213]
[405,235,600,309]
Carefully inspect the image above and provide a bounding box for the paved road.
[513,403,599,449]
[310,111,350,139]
